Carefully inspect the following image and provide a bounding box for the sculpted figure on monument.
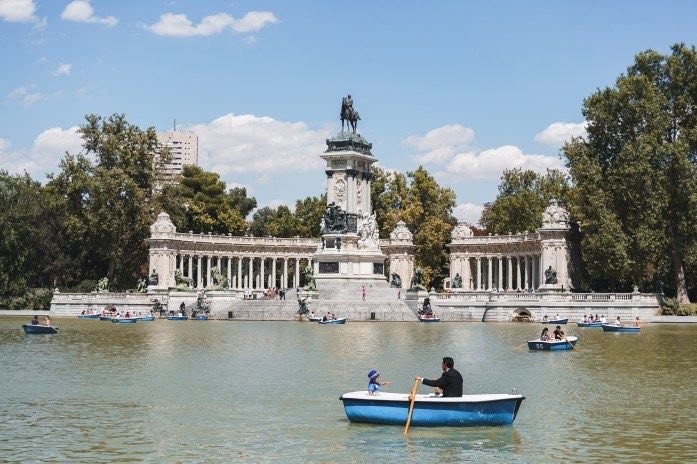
[136,278,147,293]
[174,269,195,290]
[544,266,558,284]
[209,266,228,290]
[148,269,159,286]
[302,266,316,291]
[322,202,348,234]
[340,94,360,133]
[410,267,425,290]
[390,273,402,288]
[95,277,109,293]
[357,212,379,249]
[451,273,463,289]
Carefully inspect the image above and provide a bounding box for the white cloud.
[445,145,563,180]
[534,121,587,147]
[404,124,475,164]
[0,126,83,178]
[0,0,37,22]
[61,0,118,26]
[188,113,328,178]
[147,10,277,37]
[8,85,44,106]
[51,63,72,77]
[454,202,484,226]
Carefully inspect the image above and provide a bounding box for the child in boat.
[542,315,548,322]
[634,316,640,326]
[367,369,391,395]
[615,316,622,326]
[540,327,550,341]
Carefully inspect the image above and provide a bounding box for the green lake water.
[1,317,696,463]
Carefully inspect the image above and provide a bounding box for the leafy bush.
[0,288,53,310]
[660,298,697,315]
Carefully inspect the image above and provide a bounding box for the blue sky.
[2,0,697,224]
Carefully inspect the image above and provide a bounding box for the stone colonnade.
[450,253,543,291]
[174,254,312,290]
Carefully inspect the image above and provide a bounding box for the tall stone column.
[516,256,521,290]
[272,258,277,289]
[496,256,503,292]
[294,258,300,288]
[531,255,537,290]
[507,256,512,291]
[187,255,193,279]
[524,256,530,290]
[476,257,482,291]
[237,257,243,290]
[487,257,493,291]
[248,257,254,289]
[283,258,288,289]
[227,257,232,289]
[204,256,210,288]
[260,258,266,290]
[462,256,471,290]
[197,255,202,288]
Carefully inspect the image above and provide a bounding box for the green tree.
[480,168,570,234]
[564,44,697,301]
[292,194,326,238]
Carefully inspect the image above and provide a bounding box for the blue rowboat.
[527,336,578,351]
[99,315,113,321]
[137,315,155,321]
[194,315,209,320]
[167,315,189,321]
[577,322,603,328]
[77,314,100,319]
[339,391,524,427]
[22,324,58,334]
[418,315,440,322]
[541,318,568,324]
[111,318,137,324]
[601,324,640,333]
[318,317,346,324]
[308,316,322,322]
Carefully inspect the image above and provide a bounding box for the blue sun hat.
[368,369,379,381]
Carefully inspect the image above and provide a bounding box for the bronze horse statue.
[340,95,360,133]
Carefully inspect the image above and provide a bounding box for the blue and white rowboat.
[167,315,189,321]
[541,318,568,324]
[339,391,524,427]
[194,315,209,320]
[22,324,59,334]
[601,324,640,333]
[77,314,100,319]
[418,315,440,322]
[527,336,578,351]
[137,315,155,321]
[98,315,113,321]
[318,317,346,324]
[577,321,603,328]
[111,318,137,324]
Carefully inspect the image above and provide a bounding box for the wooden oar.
[564,337,580,351]
[404,377,420,435]
[513,343,528,350]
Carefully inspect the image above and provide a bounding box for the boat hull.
[601,324,640,332]
[527,336,577,351]
[541,319,568,324]
[318,318,346,324]
[77,314,100,319]
[418,316,440,322]
[98,315,113,321]
[167,316,189,321]
[111,318,137,323]
[22,324,58,334]
[138,316,155,321]
[577,322,603,328]
[340,391,524,427]
[194,315,208,320]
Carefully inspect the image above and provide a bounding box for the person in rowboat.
[30,315,40,325]
[540,327,550,341]
[43,315,51,326]
[553,326,564,340]
[542,315,548,322]
[634,316,640,327]
[367,369,391,395]
[416,357,463,397]
[615,316,622,326]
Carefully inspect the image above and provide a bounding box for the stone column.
[516,256,521,290]
[197,255,202,288]
[496,256,503,292]
[248,256,254,289]
[487,256,493,291]
[531,255,537,290]
[272,258,277,289]
[227,257,232,289]
[524,256,530,290]
[178,255,183,273]
[260,258,266,290]
[462,255,471,290]
[507,256,512,291]
[294,258,300,289]
[283,258,289,289]
[237,257,243,290]
[187,255,192,279]
[476,257,482,291]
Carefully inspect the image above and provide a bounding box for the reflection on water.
[1,317,696,463]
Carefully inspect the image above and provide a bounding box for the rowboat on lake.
[137,315,155,321]
[194,315,209,320]
[308,315,322,322]
[318,317,346,324]
[111,318,137,324]
[541,318,568,324]
[576,321,603,328]
[167,315,189,321]
[22,324,59,334]
[601,324,640,333]
[418,314,440,322]
[527,336,578,351]
[98,315,113,321]
[339,391,524,427]
[77,314,100,319]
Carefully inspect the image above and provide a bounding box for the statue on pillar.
[340,94,361,133]
[544,266,558,284]
[390,273,402,288]
[452,273,463,289]
[148,269,159,286]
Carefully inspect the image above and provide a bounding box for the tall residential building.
[155,129,199,186]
